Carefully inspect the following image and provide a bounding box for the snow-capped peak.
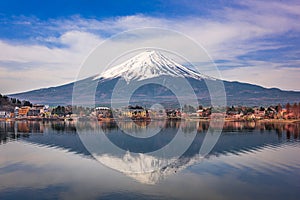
[94,151,203,184]
[96,50,209,82]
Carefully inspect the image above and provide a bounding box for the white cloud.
[0,1,300,94]
[0,31,103,94]
[221,61,300,91]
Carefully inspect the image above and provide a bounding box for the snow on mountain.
[95,50,211,82]
[94,151,203,184]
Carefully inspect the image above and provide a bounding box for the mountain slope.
[9,51,300,106]
[96,50,212,82]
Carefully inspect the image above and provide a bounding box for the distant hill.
[0,94,32,112]
[8,51,300,107]
[8,77,300,107]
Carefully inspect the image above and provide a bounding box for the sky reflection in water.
[0,121,299,200]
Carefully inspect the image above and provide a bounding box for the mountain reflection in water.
[0,120,300,199]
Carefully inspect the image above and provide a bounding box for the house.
[32,104,45,111]
[28,104,46,116]
[265,106,277,118]
[18,106,31,117]
[0,111,9,118]
[28,109,40,116]
[14,107,19,117]
[196,109,204,117]
[253,108,265,119]
[95,107,111,118]
[123,106,149,119]
[166,109,181,118]
[148,109,166,119]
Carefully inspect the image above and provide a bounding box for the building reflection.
[0,120,299,145]
[0,121,77,144]
[196,121,300,140]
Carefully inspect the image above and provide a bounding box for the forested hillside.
[0,94,32,111]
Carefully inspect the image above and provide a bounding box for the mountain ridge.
[8,50,300,107]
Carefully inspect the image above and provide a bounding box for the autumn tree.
[276,104,282,112]
[286,103,291,114]
[292,103,299,118]
[298,102,300,119]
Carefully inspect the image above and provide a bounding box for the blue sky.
[0,0,225,20]
[0,0,300,94]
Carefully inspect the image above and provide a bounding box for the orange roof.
[18,106,30,116]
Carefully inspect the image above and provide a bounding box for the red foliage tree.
[286,103,291,114]
[292,103,298,118]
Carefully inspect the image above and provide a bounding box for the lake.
[0,120,299,200]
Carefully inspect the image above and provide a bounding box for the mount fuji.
[95,50,212,82]
[9,50,300,106]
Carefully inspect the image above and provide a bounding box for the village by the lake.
[1,94,299,123]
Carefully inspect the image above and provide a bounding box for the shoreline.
[224,118,300,124]
[1,117,300,124]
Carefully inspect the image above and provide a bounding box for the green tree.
[246,107,254,114]
[22,100,32,107]
[275,104,282,112]
[16,99,21,105]
[11,98,16,104]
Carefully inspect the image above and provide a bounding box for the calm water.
[0,120,300,200]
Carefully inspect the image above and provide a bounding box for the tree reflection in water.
[0,120,299,145]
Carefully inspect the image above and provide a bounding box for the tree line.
[0,94,32,111]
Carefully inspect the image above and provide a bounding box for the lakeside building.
[119,106,149,119]
[14,107,19,117]
[1,102,299,121]
[95,107,111,119]
[28,104,47,116]
[14,104,49,118]
[166,109,181,118]
[0,111,10,118]
[17,106,30,117]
